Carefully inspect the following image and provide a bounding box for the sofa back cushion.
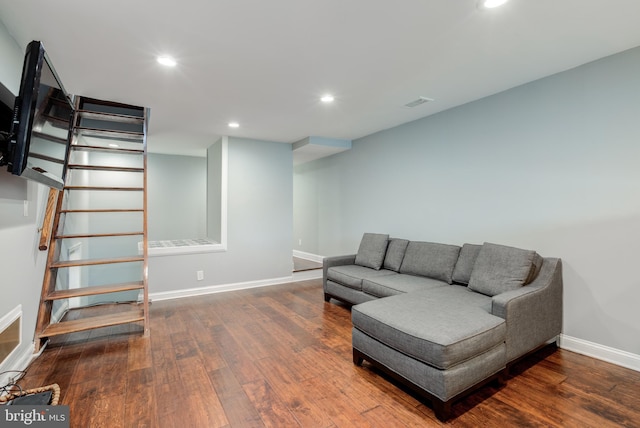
[383,238,409,272]
[468,242,538,296]
[399,241,461,284]
[354,233,389,270]
[452,243,482,284]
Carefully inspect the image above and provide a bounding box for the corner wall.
[0,21,46,379]
[294,46,640,360]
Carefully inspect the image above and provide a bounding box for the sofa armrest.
[323,254,357,290]
[491,258,563,362]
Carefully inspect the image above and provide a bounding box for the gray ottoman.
[351,288,507,421]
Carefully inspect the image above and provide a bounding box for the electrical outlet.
[197,270,204,281]
[298,239,302,246]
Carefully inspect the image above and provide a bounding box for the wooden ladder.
[34,96,149,352]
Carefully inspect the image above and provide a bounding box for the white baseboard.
[292,269,323,281]
[559,334,640,372]
[51,300,69,324]
[293,250,324,264]
[0,342,35,389]
[150,276,296,302]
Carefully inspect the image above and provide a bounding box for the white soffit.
[293,137,352,165]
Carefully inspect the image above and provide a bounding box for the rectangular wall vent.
[404,96,434,108]
[0,306,21,367]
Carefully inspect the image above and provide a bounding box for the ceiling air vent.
[404,96,434,108]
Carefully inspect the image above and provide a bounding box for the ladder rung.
[46,282,144,300]
[77,110,144,125]
[71,145,143,154]
[32,131,68,145]
[38,307,144,338]
[67,164,144,173]
[60,209,143,213]
[65,186,144,191]
[28,152,66,165]
[79,97,145,113]
[52,256,144,268]
[55,231,144,239]
[75,127,144,140]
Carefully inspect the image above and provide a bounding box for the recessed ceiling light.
[320,94,335,103]
[157,56,177,67]
[479,0,510,9]
[108,143,119,148]
[228,122,240,128]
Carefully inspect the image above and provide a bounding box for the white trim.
[0,305,22,372]
[219,136,228,250]
[559,334,640,372]
[51,300,69,324]
[0,343,34,389]
[150,275,295,302]
[293,269,323,281]
[0,306,33,389]
[292,250,324,264]
[148,243,227,257]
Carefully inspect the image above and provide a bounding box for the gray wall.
[0,20,47,370]
[148,153,207,240]
[149,137,293,291]
[294,46,640,356]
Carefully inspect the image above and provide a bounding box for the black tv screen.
[2,41,74,189]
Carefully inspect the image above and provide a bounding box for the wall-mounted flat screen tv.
[0,40,74,190]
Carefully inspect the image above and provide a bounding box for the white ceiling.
[1,0,640,158]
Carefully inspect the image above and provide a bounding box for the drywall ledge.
[141,239,227,257]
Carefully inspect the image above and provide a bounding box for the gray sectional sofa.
[323,233,563,421]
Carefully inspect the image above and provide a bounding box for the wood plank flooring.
[17,279,640,427]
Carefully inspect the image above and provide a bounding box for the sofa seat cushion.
[423,285,493,313]
[362,274,447,298]
[327,265,397,291]
[352,290,505,370]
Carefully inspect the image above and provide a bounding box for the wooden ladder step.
[28,152,66,164]
[52,256,144,268]
[75,126,144,139]
[38,307,144,338]
[67,164,144,173]
[65,186,144,191]
[32,131,68,145]
[70,145,143,154]
[46,282,144,300]
[61,208,144,213]
[55,231,144,239]
[77,110,144,124]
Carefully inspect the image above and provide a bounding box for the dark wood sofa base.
[353,347,507,422]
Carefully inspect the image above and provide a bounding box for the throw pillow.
[399,241,461,284]
[468,242,535,296]
[451,243,482,284]
[383,238,409,272]
[354,233,389,270]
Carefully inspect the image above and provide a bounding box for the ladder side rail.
[142,107,150,335]
[34,188,67,352]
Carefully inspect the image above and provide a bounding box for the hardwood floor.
[17,279,640,427]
